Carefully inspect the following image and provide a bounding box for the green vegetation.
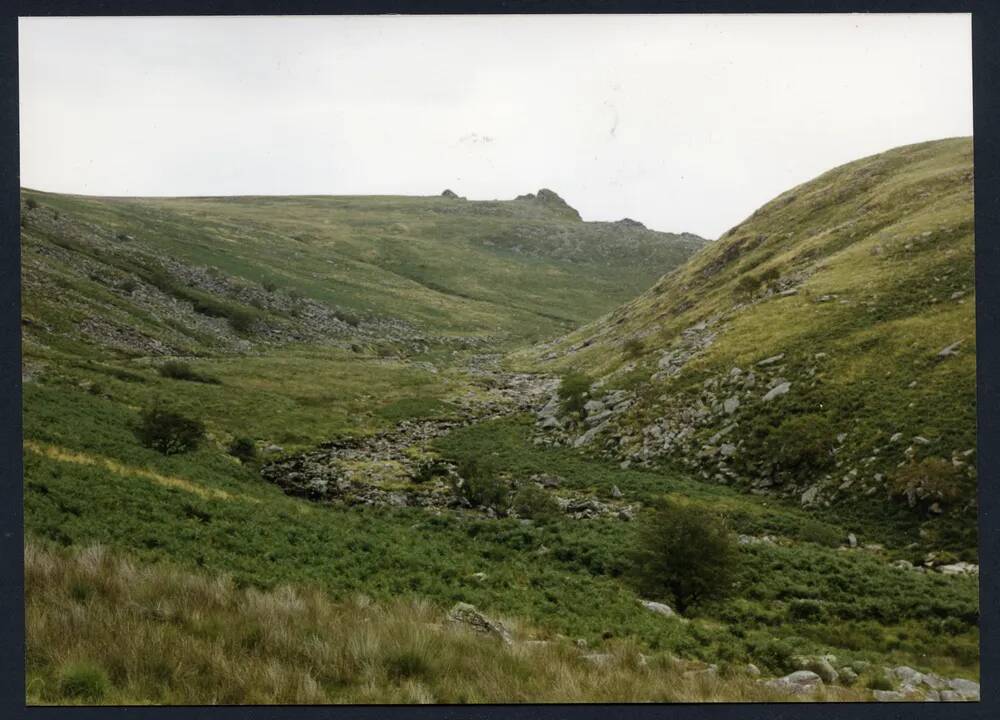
[557,370,592,417]
[135,406,205,455]
[28,543,864,704]
[19,138,979,703]
[629,500,738,613]
[520,137,976,553]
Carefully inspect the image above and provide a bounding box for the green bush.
[628,500,738,613]
[227,437,257,464]
[763,414,835,475]
[25,198,39,211]
[157,361,220,385]
[511,484,560,521]
[890,457,965,507]
[136,406,205,455]
[622,338,645,359]
[58,660,109,701]
[788,599,825,621]
[454,457,509,511]
[557,371,592,417]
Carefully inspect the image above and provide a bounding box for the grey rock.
[873,690,906,702]
[757,353,785,366]
[639,600,677,618]
[583,399,606,414]
[762,381,791,401]
[889,432,904,443]
[938,562,978,576]
[800,485,821,507]
[947,678,980,700]
[847,532,857,548]
[746,663,761,676]
[447,602,512,645]
[723,396,740,414]
[937,340,963,359]
[720,442,737,458]
[610,484,623,499]
[765,670,823,695]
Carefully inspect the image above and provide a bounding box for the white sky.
[19,14,972,238]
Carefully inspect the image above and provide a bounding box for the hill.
[20,187,706,361]
[518,138,976,553]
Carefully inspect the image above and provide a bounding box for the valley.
[20,139,979,704]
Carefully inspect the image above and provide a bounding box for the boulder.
[873,690,906,702]
[805,658,839,684]
[583,399,606,414]
[723,396,740,414]
[610,485,623,499]
[762,382,791,401]
[947,678,980,700]
[765,670,823,695]
[447,602,512,645]
[639,600,677,618]
[757,353,785,366]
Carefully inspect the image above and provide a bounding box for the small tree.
[733,274,762,300]
[557,370,592,417]
[136,405,205,455]
[454,456,509,511]
[628,499,738,613]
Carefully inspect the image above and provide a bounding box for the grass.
[517,137,976,552]
[26,542,869,704]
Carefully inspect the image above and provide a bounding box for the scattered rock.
[610,485,623,499]
[757,353,785,366]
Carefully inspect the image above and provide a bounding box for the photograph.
[17,11,979,705]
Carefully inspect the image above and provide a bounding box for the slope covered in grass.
[20,188,705,358]
[519,138,975,552]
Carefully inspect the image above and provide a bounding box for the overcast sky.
[19,14,971,238]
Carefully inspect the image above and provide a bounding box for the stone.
[581,653,613,665]
[765,670,823,695]
[889,432,903,443]
[800,485,821,507]
[639,600,677,618]
[847,533,857,548]
[264,443,284,454]
[892,666,923,686]
[873,690,905,702]
[746,663,761,676]
[762,382,791,401]
[937,340,963,359]
[913,435,931,445]
[938,562,978,576]
[610,485,623,499]
[723,396,740,414]
[583,399,606,414]
[757,353,785,366]
[538,415,562,430]
[947,678,979,700]
[574,420,611,448]
[720,443,736,458]
[447,602,513,645]
[803,657,839,684]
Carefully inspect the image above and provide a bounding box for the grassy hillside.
[20,187,705,358]
[518,138,975,553]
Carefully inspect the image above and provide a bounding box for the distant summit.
[515,188,581,221]
[441,189,464,200]
[613,218,646,230]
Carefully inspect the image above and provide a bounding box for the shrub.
[58,660,109,701]
[262,280,278,293]
[25,198,39,211]
[120,279,138,294]
[763,414,835,475]
[557,371,592,417]
[622,338,645,359]
[157,360,220,384]
[136,406,205,455]
[228,437,257,464]
[890,457,965,507]
[628,499,738,613]
[788,599,826,621]
[511,484,560,521]
[733,274,761,299]
[454,457,509,511]
[746,637,797,674]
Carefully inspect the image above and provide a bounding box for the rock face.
[447,603,512,645]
